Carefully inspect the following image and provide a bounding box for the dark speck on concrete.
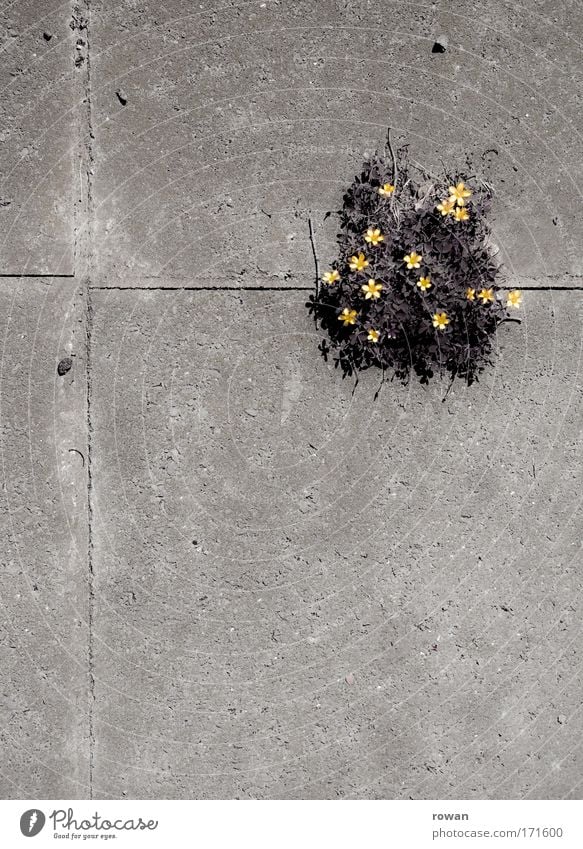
[432,35,448,53]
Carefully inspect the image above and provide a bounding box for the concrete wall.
[0,0,581,799]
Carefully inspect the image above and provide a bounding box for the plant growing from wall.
[307,131,521,386]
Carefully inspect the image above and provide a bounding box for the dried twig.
[308,216,320,327]
[441,372,456,403]
[374,369,386,401]
[386,127,401,223]
[308,217,320,290]
[386,127,398,197]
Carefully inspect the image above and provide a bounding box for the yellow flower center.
[349,253,369,272]
[507,290,522,308]
[404,252,422,269]
[339,308,358,325]
[323,269,340,285]
[449,181,472,206]
[436,198,456,216]
[433,312,450,330]
[365,228,384,245]
[362,280,383,299]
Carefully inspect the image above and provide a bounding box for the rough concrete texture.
[0,0,582,803]
[0,2,78,274]
[0,280,89,797]
[90,290,582,799]
[91,0,583,285]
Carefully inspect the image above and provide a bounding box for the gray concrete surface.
[0,2,78,274]
[90,0,583,285]
[0,0,582,800]
[0,280,88,797]
[89,290,582,799]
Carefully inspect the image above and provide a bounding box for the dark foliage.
[307,138,520,385]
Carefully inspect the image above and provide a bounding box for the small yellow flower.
[404,251,422,269]
[432,312,450,331]
[507,290,522,309]
[349,252,369,273]
[322,269,340,285]
[448,181,472,206]
[378,183,395,197]
[338,307,358,326]
[417,275,432,291]
[367,329,380,343]
[361,279,383,300]
[364,227,384,246]
[466,287,476,301]
[478,288,495,304]
[453,206,469,222]
[436,197,456,216]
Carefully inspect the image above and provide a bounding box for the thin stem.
[441,372,456,402]
[308,217,320,287]
[308,216,320,328]
[386,127,398,192]
[374,369,386,401]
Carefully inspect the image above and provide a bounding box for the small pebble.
[558,714,567,724]
[116,89,128,106]
[57,357,73,376]
[345,672,355,686]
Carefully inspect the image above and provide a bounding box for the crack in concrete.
[88,284,583,292]
[0,279,582,289]
[0,274,76,279]
[90,285,318,291]
[72,0,95,800]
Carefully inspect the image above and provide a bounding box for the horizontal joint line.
[0,273,76,279]
[89,285,315,291]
